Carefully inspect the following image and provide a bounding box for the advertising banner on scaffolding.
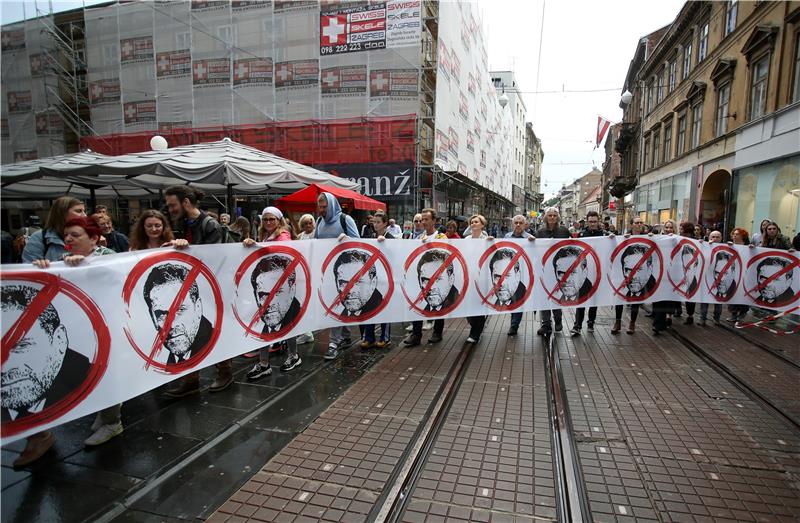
[2,237,798,443]
[433,1,513,201]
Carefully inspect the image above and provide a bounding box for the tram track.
[668,327,800,432]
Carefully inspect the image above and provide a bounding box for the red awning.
[274,183,386,213]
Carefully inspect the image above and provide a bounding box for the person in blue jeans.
[504,214,535,336]
[362,211,393,348]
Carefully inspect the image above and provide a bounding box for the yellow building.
[619,1,800,238]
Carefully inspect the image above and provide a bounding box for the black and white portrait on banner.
[668,239,703,299]
[233,246,311,342]
[475,242,533,311]
[1,273,110,436]
[402,243,468,317]
[541,240,600,307]
[745,252,800,308]
[123,252,222,373]
[706,245,742,302]
[608,238,663,302]
[319,242,393,323]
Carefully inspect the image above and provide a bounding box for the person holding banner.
[504,215,535,336]
[162,186,233,397]
[611,217,648,334]
[535,207,570,335]
[404,208,449,347]
[13,216,118,466]
[727,228,751,322]
[699,230,724,326]
[294,214,316,346]
[362,211,393,349]
[571,211,607,336]
[21,196,86,264]
[465,214,493,344]
[759,222,792,250]
[129,210,174,250]
[315,192,359,360]
[243,207,302,376]
[679,222,698,325]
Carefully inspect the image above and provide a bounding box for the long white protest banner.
[1,236,798,442]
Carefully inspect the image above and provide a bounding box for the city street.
[3,309,798,522]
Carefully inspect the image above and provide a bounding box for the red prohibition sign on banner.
[667,238,704,299]
[318,242,394,323]
[540,239,601,306]
[706,244,742,302]
[233,245,311,341]
[402,241,468,317]
[122,251,223,374]
[1,271,110,437]
[744,251,800,308]
[476,241,534,311]
[608,237,664,302]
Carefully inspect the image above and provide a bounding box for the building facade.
[1,0,542,229]
[617,0,800,238]
[524,121,544,214]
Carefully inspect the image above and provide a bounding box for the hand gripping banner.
[1,236,798,442]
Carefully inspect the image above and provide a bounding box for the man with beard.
[552,246,592,303]
[251,255,301,333]
[333,250,383,318]
[2,285,91,466]
[144,263,213,367]
[756,257,796,306]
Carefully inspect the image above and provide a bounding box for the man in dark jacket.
[162,185,230,397]
[535,207,570,335]
[571,211,606,336]
[504,215,535,336]
[96,214,129,253]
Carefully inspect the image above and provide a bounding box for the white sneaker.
[296,332,315,344]
[422,321,433,330]
[466,336,477,343]
[405,324,414,332]
[84,422,123,446]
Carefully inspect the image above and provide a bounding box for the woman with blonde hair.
[297,213,315,240]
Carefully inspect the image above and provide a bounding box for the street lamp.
[498,92,509,108]
[620,90,633,106]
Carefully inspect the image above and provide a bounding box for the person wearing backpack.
[22,197,86,264]
[315,192,359,360]
[162,185,233,397]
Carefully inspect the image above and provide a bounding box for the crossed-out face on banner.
[744,251,800,308]
[607,237,664,302]
[476,242,534,311]
[233,245,311,341]
[705,244,742,302]
[318,242,393,323]
[540,240,601,307]
[1,273,110,436]
[668,239,704,299]
[122,251,222,374]
[402,242,468,317]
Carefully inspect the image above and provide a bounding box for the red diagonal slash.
[750,258,800,296]
[481,250,523,305]
[1,280,60,366]
[411,251,459,307]
[545,248,590,302]
[613,244,656,296]
[709,254,737,294]
[246,256,301,332]
[674,246,700,291]
[323,252,381,316]
[144,265,201,371]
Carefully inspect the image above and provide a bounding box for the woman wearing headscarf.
[243,207,302,377]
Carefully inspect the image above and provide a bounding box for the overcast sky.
[2,0,685,198]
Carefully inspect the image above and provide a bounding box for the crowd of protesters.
[2,187,798,467]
